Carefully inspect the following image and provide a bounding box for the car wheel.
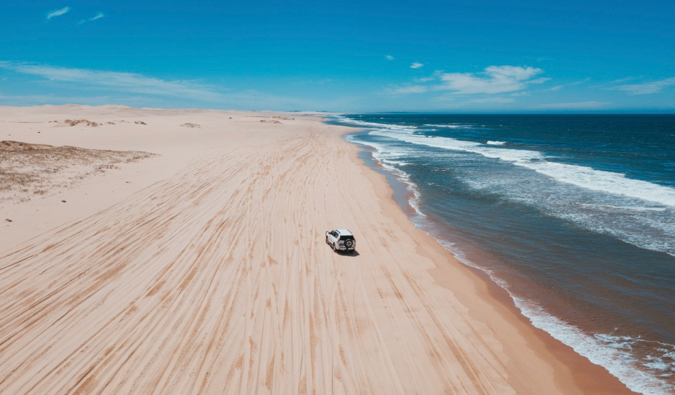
[332,243,336,252]
[326,236,329,245]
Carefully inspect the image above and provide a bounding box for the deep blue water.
[334,114,675,395]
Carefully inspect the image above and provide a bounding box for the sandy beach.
[0,106,633,394]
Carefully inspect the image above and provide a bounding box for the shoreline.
[0,106,633,393]
[341,125,635,394]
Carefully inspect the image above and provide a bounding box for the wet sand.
[0,106,632,393]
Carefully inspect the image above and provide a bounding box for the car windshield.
[339,236,354,241]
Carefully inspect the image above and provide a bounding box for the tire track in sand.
[1,122,523,394]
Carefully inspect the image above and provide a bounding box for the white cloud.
[0,61,223,102]
[414,76,435,83]
[0,61,338,110]
[410,62,424,69]
[610,77,636,84]
[539,101,609,110]
[389,85,428,95]
[528,77,550,84]
[431,94,456,102]
[542,78,589,92]
[79,12,105,25]
[614,77,675,95]
[437,65,545,94]
[469,97,514,103]
[47,6,70,20]
[385,55,394,61]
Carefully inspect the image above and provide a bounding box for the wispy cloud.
[437,65,546,94]
[0,61,223,102]
[414,76,435,83]
[539,101,609,110]
[430,95,516,106]
[410,62,424,69]
[79,12,105,25]
[610,77,636,84]
[469,97,514,103]
[385,55,394,61]
[47,6,70,20]
[388,85,428,95]
[388,65,547,98]
[542,78,589,92]
[0,61,336,110]
[614,77,675,95]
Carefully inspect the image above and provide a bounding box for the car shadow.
[335,250,360,257]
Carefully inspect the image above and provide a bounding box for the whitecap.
[371,129,675,207]
[424,123,473,129]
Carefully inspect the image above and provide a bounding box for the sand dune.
[0,141,154,205]
[0,107,631,394]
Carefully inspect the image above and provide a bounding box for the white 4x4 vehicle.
[325,229,356,253]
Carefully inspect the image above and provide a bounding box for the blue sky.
[1,0,674,112]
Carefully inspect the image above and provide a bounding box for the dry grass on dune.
[0,140,155,203]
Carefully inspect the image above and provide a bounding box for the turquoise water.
[335,114,675,394]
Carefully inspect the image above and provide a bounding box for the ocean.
[333,114,675,394]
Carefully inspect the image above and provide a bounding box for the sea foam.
[370,129,675,208]
[424,123,474,129]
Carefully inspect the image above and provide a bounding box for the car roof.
[336,229,353,236]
